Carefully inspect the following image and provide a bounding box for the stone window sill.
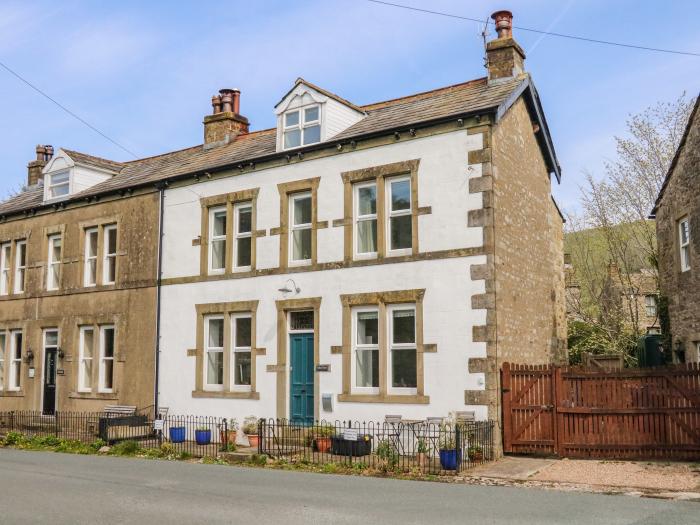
[192,390,260,400]
[68,392,120,401]
[337,394,429,404]
[0,390,25,397]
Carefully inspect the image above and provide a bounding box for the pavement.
[466,455,700,501]
[1,449,698,524]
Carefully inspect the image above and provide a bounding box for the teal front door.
[290,333,314,425]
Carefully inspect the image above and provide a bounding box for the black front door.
[43,349,57,415]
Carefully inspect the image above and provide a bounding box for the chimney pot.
[491,10,513,39]
[219,89,233,113]
[211,95,222,114]
[36,144,46,161]
[232,89,241,115]
[28,144,53,186]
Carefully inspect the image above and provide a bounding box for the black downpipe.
[154,185,165,416]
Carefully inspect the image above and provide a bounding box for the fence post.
[456,423,462,472]
[553,365,563,456]
[258,419,264,454]
[501,362,512,453]
[222,418,228,454]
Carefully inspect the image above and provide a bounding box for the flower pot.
[169,426,186,444]
[247,434,259,448]
[315,437,332,453]
[439,448,460,470]
[219,430,237,445]
[195,429,212,446]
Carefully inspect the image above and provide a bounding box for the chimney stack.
[27,144,53,186]
[203,88,249,147]
[486,10,526,83]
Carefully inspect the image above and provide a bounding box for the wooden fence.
[502,362,700,460]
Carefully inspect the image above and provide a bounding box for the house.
[0,147,159,414]
[0,10,566,454]
[155,9,566,444]
[652,94,700,363]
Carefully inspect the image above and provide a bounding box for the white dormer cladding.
[41,149,115,203]
[275,79,365,152]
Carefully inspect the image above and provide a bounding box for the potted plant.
[376,439,399,470]
[438,429,460,470]
[219,418,238,445]
[313,424,336,453]
[415,438,429,467]
[169,425,186,444]
[242,416,259,448]
[467,445,484,462]
[195,426,212,446]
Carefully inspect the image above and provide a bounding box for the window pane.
[357,311,378,345]
[51,238,61,261]
[106,228,117,253]
[235,317,252,347]
[238,207,252,233]
[292,229,312,260]
[390,215,412,250]
[50,264,60,288]
[103,360,114,389]
[18,244,26,266]
[83,330,94,358]
[208,318,224,348]
[207,352,223,385]
[212,239,226,269]
[290,311,314,330]
[236,237,251,267]
[392,349,417,388]
[106,258,116,283]
[285,111,299,127]
[392,309,415,344]
[390,179,411,211]
[51,172,69,184]
[284,129,301,149]
[88,231,98,257]
[358,185,376,215]
[81,359,92,389]
[45,331,58,347]
[103,328,115,358]
[88,260,97,285]
[356,348,379,388]
[234,352,251,385]
[680,221,689,244]
[50,184,69,198]
[213,212,226,237]
[357,219,377,254]
[293,196,312,225]
[303,124,321,145]
[304,106,319,122]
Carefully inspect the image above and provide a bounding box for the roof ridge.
[361,77,488,111]
[62,148,125,167]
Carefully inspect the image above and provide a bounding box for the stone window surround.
[0,231,30,298]
[337,289,432,404]
[199,188,262,277]
[79,216,121,289]
[42,224,66,292]
[340,159,422,262]
[677,214,692,272]
[191,300,262,399]
[0,323,27,397]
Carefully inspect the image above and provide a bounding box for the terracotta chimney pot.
[492,10,513,39]
[211,95,222,115]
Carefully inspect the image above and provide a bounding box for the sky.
[0,0,699,214]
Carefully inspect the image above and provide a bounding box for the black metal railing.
[0,411,228,458]
[258,419,495,474]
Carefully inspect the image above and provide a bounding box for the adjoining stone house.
[154,9,566,445]
[652,94,700,363]
[0,148,160,414]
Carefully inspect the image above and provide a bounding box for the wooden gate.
[502,362,700,460]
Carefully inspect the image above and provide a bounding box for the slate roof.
[0,75,535,216]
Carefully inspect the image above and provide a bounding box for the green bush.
[110,440,142,456]
[3,431,25,446]
[376,440,399,468]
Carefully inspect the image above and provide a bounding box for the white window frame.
[13,240,27,294]
[386,176,413,256]
[231,313,252,391]
[0,243,10,296]
[8,329,22,391]
[78,326,95,393]
[102,225,117,285]
[387,304,417,396]
[679,217,691,272]
[208,206,227,275]
[289,192,312,266]
[204,315,225,391]
[351,307,380,395]
[98,325,115,393]
[282,104,321,150]
[354,181,378,260]
[46,234,62,291]
[84,227,99,287]
[696,341,700,363]
[46,171,70,200]
[0,330,6,391]
[644,295,657,318]
[233,202,253,271]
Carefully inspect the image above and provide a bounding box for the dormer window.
[283,105,321,149]
[47,171,70,199]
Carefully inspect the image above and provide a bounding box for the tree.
[566,94,693,363]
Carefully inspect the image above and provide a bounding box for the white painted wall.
[159,129,489,421]
[71,166,112,194]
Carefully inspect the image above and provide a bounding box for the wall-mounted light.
[58,348,65,359]
[278,279,300,294]
[25,349,34,364]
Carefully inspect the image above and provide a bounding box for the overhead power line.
[0,60,139,158]
[366,0,700,58]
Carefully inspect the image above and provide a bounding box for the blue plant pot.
[439,449,460,470]
[195,429,212,446]
[169,426,186,443]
